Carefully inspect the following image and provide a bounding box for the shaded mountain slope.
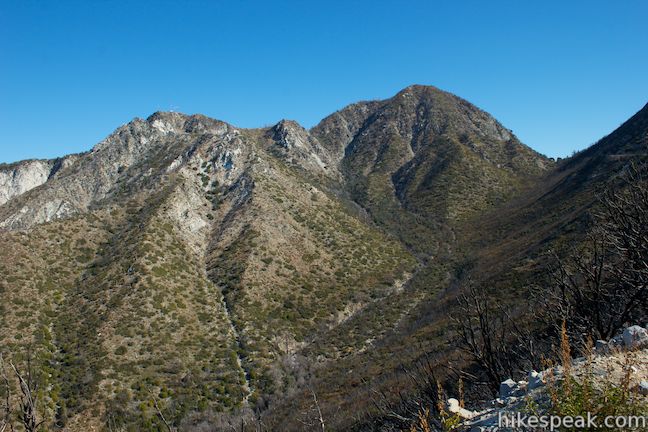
[463,101,648,289]
[259,102,648,431]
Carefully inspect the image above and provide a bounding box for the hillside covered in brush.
[0,86,646,431]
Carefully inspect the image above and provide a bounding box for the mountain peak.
[266,118,337,175]
[143,111,190,135]
[272,119,304,131]
[396,83,447,97]
[311,84,551,225]
[146,110,187,121]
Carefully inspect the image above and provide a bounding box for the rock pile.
[444,325,648,431]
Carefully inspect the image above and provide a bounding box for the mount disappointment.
[1,86,644,431]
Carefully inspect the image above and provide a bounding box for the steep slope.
[0,105,415,430]
[1,114,263,429]
[464,101,648,290]
[0,156,80,206]
[260,102,648,431]
[2,86,636,432]
[313,85,551,255]
[0,112,245,230]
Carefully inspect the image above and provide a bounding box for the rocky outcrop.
[0,158,72,206]
[0,112,236,230]
[267,119,339,179]
[623,325,648,349]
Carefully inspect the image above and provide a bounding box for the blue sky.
[1,0,646,163]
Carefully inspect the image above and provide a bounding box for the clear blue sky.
[1,0,647,163]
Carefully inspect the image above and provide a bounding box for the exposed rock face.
[311,100,384,163]
[0,159,60,206]
[0,112,238,229]
[267,119,337,177]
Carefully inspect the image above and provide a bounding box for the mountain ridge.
[0,85,552,233]
[1,86,645,431]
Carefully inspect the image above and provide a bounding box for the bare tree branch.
[0,355,14,432]
[148,390,176,432]
[308,387,326,432]
[538,163,648,347]
[9,353,45,432]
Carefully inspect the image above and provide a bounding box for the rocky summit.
[0,86,646,431]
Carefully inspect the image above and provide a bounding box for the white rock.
[528,370,544,390]
[504,396,519,404]
[639,381,648,396]
[0,160,55,206]
[151,119,177,134]
[447,398,460,411]
[492,398,507,407]
[622,325,648,349]
[446,398,477,419]
[499,378,517,398]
